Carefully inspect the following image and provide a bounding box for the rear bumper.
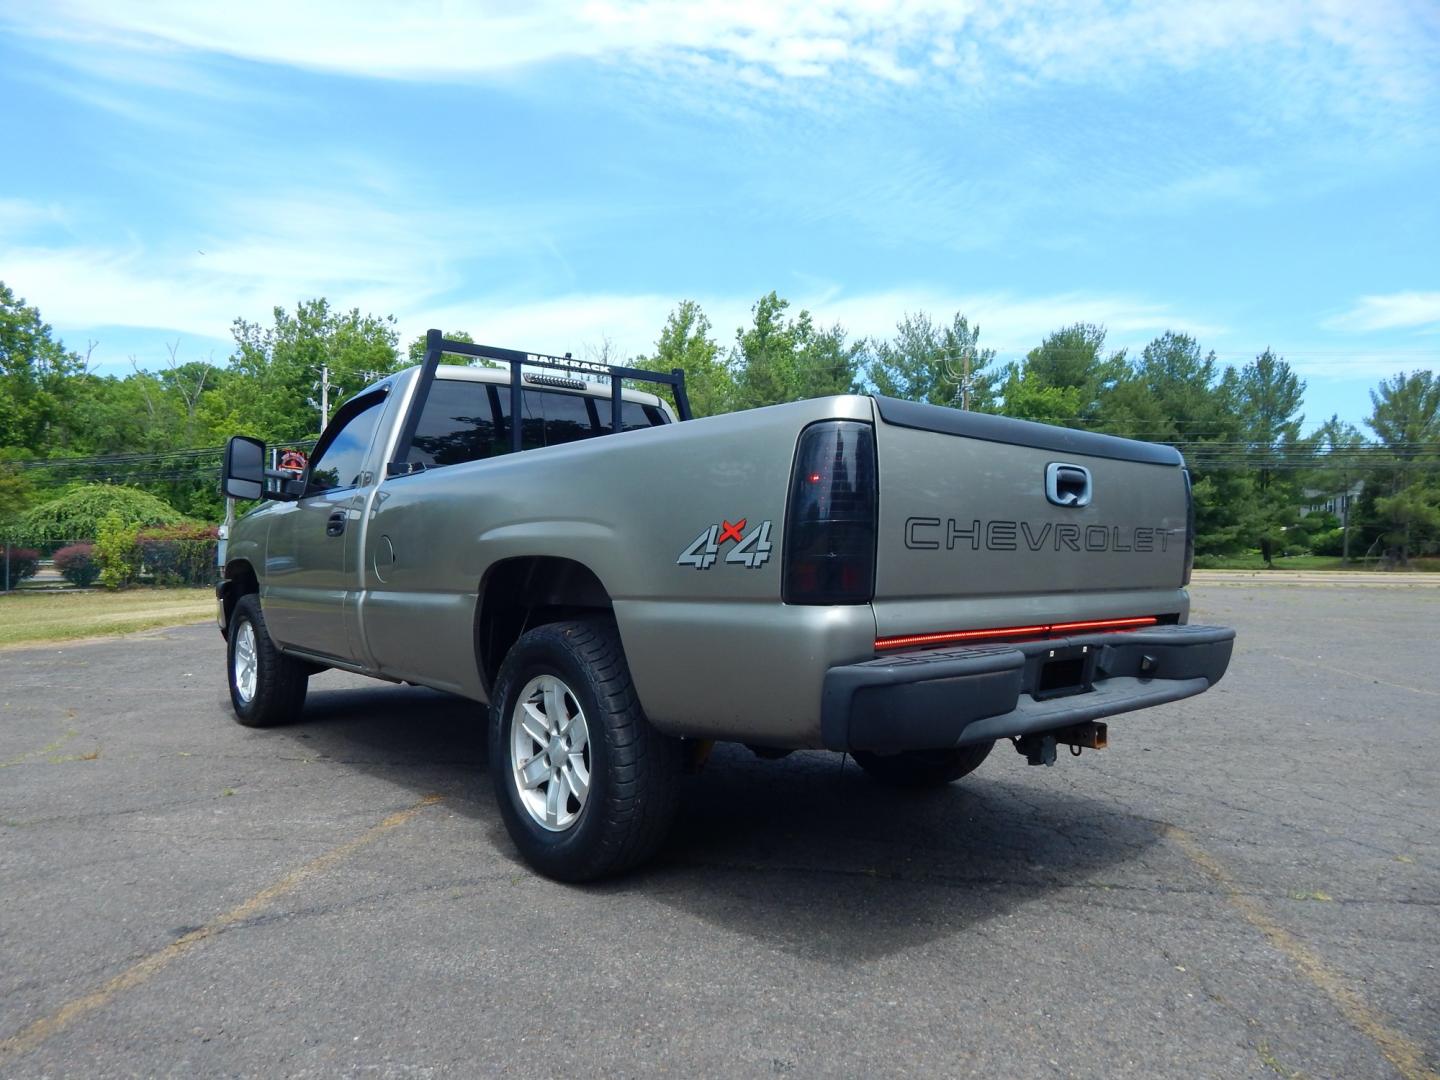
[820,624,1234,752]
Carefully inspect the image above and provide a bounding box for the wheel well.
[475,557,613,691]
[222,559,259,634]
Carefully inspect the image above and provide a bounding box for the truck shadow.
[288,680,1163,962]
[625,745,1164,962]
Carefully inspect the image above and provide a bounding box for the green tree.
[405,330,497,368]
[867,311,997,410]
[0,449,35,527]
[639,301,735,418]
[1190,472,1262,556]
[66,373,168,454]
[733,292,799,409]
[16,483,187,543]
[995,375,1085,425]
[1312,415,1367,562]
[1371,484,1440,565]
[0,455,36,541]
[61,342,227,458]
[54,345,233,520]
[95,510,142,589]
[1100,333,1232,447]
[1234,349,1306,566]
[796,321,864,401]
[1365,371,1440,564]
[1100,332,1258,558]
[204,299,401,442]
[1367,370,1440,454]
[732,293,861,410]
[0,281,86,453]
[998,324,1128,425]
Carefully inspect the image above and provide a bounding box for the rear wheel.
[489,618,682,882]
[852,742,994,788]
[227,593,309,727]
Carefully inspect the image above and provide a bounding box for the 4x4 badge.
[677,518,774,570]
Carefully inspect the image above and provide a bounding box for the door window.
[306,391,387,494]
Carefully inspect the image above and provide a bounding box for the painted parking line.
[0,794,444,1061]
[1164,824,1439,1080]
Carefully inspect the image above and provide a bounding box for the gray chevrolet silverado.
[216,333,1234,880]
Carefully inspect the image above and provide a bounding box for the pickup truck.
[217,332,1234,881]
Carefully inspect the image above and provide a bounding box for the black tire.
[226,593,309,728]
[852,741,994,788]
[489,618,682,882]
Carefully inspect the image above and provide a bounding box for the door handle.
[326,510,347,537]
[1045,462,1093,508]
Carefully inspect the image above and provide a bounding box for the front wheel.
[489,619,682,882]
[227,593,309,727]
[852,742,994,788]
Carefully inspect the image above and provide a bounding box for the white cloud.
[29,229,1411,384]
[8,0,1434,110]
[0,198,69,241]
[0,184,561,348]
[1325,291,1440,332]
[4,215,1221,367]
[1140,166,1268,211]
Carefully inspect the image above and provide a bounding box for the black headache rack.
[389,329,693,475]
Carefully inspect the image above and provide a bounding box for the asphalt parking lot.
[2,580,1437,1079]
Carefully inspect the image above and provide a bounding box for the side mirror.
[222,436,266,500]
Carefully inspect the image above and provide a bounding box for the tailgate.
[871,397,1189,638]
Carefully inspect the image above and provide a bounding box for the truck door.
[263,389,388,659]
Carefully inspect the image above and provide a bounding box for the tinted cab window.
[409,379,506,466]
[406,379,666,468]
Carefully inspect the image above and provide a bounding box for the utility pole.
[317,365,335,428]
[1341,487,1352,564]
[941,345,975,411]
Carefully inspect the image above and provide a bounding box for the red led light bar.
[875,615,1158,651]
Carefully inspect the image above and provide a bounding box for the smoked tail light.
[783,420,877,605]
[1182,467,1195,586]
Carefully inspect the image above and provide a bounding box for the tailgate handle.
[1046,463,1092,507]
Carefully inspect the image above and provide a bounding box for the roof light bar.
[875,615,1159,652]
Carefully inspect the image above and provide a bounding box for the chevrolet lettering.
[904,518,1174,553]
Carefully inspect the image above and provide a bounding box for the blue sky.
[2,1,1437,432]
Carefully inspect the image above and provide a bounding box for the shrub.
[53,543,101,587]
[1309,527,1347,557]
[2,546,40,586]
[139,524,220,586]
[16,484,188,544]
[95,511,142,590]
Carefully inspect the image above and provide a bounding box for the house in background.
[1300,479,1364,521]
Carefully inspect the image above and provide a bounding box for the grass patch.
[0,588,214,648]
[1194,553,1440,572]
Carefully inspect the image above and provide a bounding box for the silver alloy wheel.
[511,673,591,832]
[233,620,259,704]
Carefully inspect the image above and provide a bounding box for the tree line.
[3,280,1437,564]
